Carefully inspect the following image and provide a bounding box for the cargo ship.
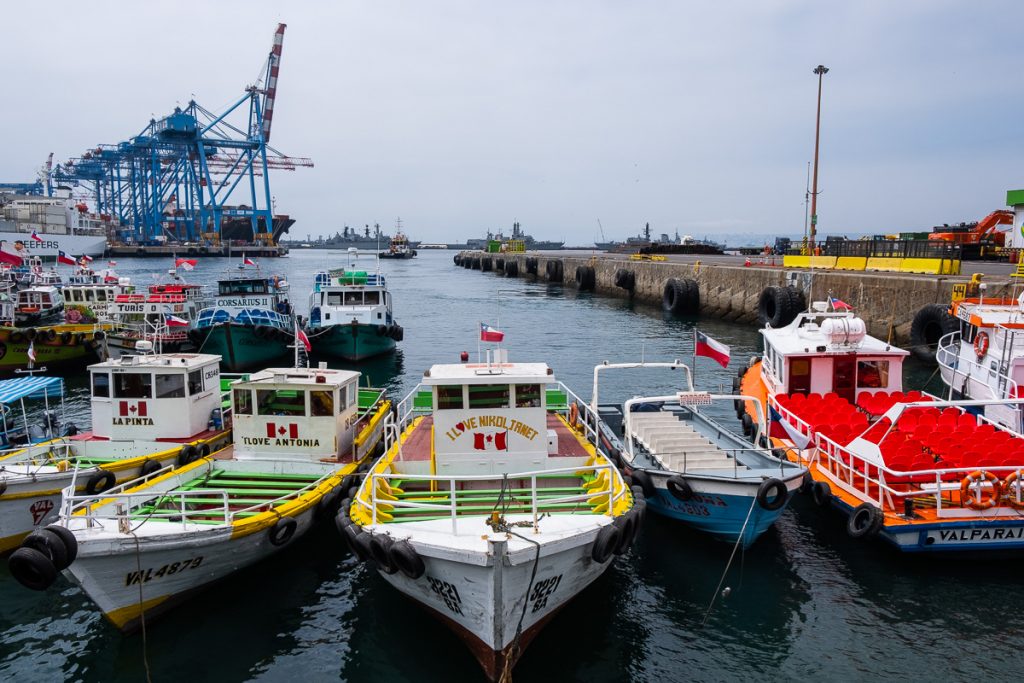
[0,192,107,258]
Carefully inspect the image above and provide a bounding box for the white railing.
[937,331,1020,402]
[357,462,622,534]
[0,440,77,474]
[766,395,816,442]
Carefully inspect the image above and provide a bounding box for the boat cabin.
[88,352,223,440]
[196,276,292,329]
[16,286,63,314]
[308,269,393,328]
[761,304,908,404]
[230,366,361,460]
[422,354,558,476]
[63,280,133,322]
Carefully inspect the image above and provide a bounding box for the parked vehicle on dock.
[338,350,639,681]
[12,364,391,630]
[593,361,805,548]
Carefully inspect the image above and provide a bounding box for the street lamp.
[809,64,829,252]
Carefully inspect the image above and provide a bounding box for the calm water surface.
[0,250,1010,682]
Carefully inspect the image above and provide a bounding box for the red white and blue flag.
[57,250,77,266]
[296,326,311,352]
[830,296,853,311]
[30,230,42,243]
[175,258,197,271]
[79,254,94,263]
[165,314,189,328]
[695,330,730,368]
[0,242,23,267]
[480,323,504,343]
[243,255,256,266]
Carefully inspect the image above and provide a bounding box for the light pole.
[809,64,829,252]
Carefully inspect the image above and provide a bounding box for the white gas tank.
[820,316,867,346]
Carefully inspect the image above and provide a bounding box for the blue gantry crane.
[51,23,312,246]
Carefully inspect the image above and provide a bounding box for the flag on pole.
[480,323,504,343]
[165,314,189,328]
[30,230,43,243]
[175,258,197,271]
[243,255,256,266]
[296,326,311,352]
[57,251,77,266]
[27,342,36,364]
[769,404,811,449]
[0,243,23,267]
[829,296,853,311]
[695,330,730,368]
[79,254,94,263]
[107,260,118,267]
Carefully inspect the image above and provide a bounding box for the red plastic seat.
[976,424,996,437]
[905,390,924,401]
[956,413,977,431]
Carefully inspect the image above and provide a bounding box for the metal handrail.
[937,331,1021,402]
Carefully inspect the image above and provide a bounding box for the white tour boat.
[339,351,638,680]
[24,365,391,631]
[15,285,64,326]
[102,282,209,359]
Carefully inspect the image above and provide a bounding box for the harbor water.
[0,250,1015,682]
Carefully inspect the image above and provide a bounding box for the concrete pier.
[106,243,287,258]
[455,251,1014,344]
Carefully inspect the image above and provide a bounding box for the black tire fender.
[847,502,884,539]
[369,534,398,574]
[85,470,115,495]
[43,524,78,566]
[741,413,754,436]
[177,444,198,468]
[45,328,57,342]
[756,478,788,511]
[139,459,162,478]
[612,513,637,555]
[390,539,426,579]
[22,529,70,571]
[9,331,23,344]
[25,328,37,342]
[591,524,621,563]
[268,517,298,546]
[196,443,211,458]
[59,331,72,345]
[665,475,694,502]
[909,304,958,363]
[341,523,370,561]
[93,330,105,341]
[811,480,831,507]
[632,469,655,498]
[8,547,57,591]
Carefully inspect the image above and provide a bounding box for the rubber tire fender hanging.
[756,478,788,511]
[390,539,426,579]
[846,502,884,539]
[591,524,621,564]
[8,547,57,591]
[139,459,162,478]
[631,469,655,498]
[909,304,958,362]
[22,529,70,571]
[85,470,115,495]
[665,475,694,502]
[575,266,596,291]
[370,534,399,574]
[612,513,637,555]
[757,286,799,328]
[42,524,78,566]
[811,480,831,507]
[268,517,298,546]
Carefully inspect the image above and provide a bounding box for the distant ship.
[466,221,564,250]
[0,191,107,258]
[594,223,725,252]
[309,223,421,250]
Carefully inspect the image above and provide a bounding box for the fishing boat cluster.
[1,255,1022,680]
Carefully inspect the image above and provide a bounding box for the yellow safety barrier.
[899,258,960,275]
[865,257,903,272]
[785,254,961,274]
[1011,262,1024,279]
[835,257,868,271]
[783,255,809,268]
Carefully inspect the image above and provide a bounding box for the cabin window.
[257,389,306,416]
[113,373,152,399]
[469,384,510,409]
[343,292,362,305]
[347,383,356,408]
[311,390,334,416]
[188,370,203,395]
[788,359,811,395]
[364,291,380,305]
[92,372,110,398]
[515,384,542,407]
[155,373,186,399]
[234,389,253,414]
[857,360,889,389]
[84,290,94,302]
[437,385,464,410]
[327,293,343,306]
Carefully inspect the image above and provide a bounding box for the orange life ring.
[568,403,580,430]
[960,470,1001,510]
[1002,472,1024,508]
[974,331,990,359]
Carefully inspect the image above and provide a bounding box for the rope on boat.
[700,496,757,628]
[132,533,153,683]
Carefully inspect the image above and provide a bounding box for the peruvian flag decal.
[473,431,508,451]
[119,400,147,417]
[267,422,299,438]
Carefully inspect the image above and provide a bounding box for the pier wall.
[456,252,1014,344]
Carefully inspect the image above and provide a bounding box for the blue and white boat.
[593,361,805,548]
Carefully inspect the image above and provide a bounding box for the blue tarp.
[0,376,64,404]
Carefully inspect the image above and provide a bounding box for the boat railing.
[62,487,231,531]
[937,331,1021,402]
[0,440,76,472]
[557,381,604,448]
[361,461,624,534]
[766,395,815,441]
[814,433,1024,516]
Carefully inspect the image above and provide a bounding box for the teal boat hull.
[193,323,291,371]
[308,322,396,361]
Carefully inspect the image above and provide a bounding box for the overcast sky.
[3,1,1022,244]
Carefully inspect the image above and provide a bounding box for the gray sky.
[3,1,1022,244]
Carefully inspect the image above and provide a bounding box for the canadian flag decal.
[119,401,147,417]
[473,431,508,451]
[267,422,299,438]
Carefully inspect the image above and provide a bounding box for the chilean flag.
[175,258,197,271]
[830,296,853,311]
[79,254,94,263]
[30,230,43,243]
[473,431,508,451]
[296,326,311,352]
[57,251,77,266]
[267,422,299,438]
[243,255,256,266]
[695,330,730,368]
[480,323,504,343]
[165,314,189,327]
[0,242,23,267]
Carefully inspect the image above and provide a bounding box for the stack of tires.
[909,304,957,362]
[662,278,700,315]
[613,269,635,292]
[545,260,564,282]
[575,266,596,291]
[756,286,806,327]
[8,525,78,591]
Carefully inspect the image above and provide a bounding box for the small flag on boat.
[26,342,36,363]
[694,330,730,368]
[165,314,189,328]
[175,258,197,271]
[79,254,94,263]
[243,255,256,266]
[296,326,311,352]
[769,404,811,449]
[0,243,23,267]
[480,323,504,343]
[473,431,508,451]
[829,296,853,311]
[107,260,117,267]
[30,230,42,243]
[57,250,76,266]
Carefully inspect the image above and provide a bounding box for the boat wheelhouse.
[193,274,294,371]
[305,255,403,361]
[340,352,637,680]
[0,350,230,556]
[35,365,391,630]
[379,228,415,259]
[15,286,64,326]
[62,279,134,324]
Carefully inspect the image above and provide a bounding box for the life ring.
[961,470,1001,510]
[1002,472,1024,508]
[85,470,115,495]
[666,475,694,502]
[756,478,789,511]
[847,502,884,539]
[389,539,425,579]
[22,529,69,571]
[974,331,990,360]
[7,547,57,591]
[369,535,398,574]
[268,517,297,546]
[568,403,580,430]
[590,524,621,563]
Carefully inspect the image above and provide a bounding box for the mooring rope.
[700,495,757,628]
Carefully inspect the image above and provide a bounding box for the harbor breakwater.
[455,251,1013,344]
